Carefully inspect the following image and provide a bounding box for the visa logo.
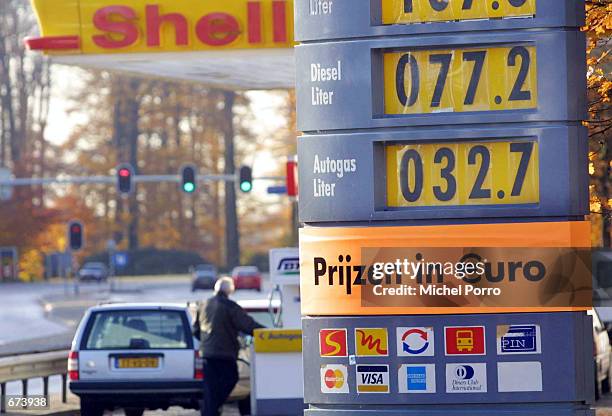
[361,373,384,385]
[356,365,389,394]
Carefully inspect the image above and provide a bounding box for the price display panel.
[382,0,536,25]
[386,139,539,208]
[384,45,537,115]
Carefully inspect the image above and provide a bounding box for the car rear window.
[82,310,192,350]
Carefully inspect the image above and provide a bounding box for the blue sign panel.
[302,312,594,406]
[298,124,588,223]
[296,31,586,132]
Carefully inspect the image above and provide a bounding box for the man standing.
[193,277,264,416]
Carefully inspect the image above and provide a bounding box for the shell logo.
[26,0,294,54]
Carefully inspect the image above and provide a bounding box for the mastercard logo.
[324,369,345,388]
[320,364,349,393]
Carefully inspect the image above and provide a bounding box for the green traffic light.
[183,183,196,193]
[240,181,252,193]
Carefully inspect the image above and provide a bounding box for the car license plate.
[383,45,537,115]
[381,0,536,25]
[116,357,159,369]
[386,140,539,207]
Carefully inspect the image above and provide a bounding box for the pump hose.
[268,284,283,328]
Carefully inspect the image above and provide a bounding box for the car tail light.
[194,350,204,380]
[68,351,79,381]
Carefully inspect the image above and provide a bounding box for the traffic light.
[239,166,253,193]
[286,157,298,198]
[117,164,133,194]
[181,164,197,193]
[68,221,83,251]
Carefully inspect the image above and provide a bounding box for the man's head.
[214,276,235,296]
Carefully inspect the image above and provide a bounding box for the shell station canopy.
[26,0,295,90]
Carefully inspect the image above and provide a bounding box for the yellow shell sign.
[27,0,294,54]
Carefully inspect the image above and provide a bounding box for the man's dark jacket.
[193,292,263,360]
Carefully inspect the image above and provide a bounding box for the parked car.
[191,264,218,291]
[68,303,203,416]
[77,262,108,282]
[591,308,612,400]
[231,266,262,292]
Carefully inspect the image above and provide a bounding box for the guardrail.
[0,350,69,413]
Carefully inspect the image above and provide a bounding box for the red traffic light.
[286,158,298,198]
[116,164,133,194]
[68,221,83,251]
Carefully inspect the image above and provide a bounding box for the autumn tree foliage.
[586,0,612,246]
[55,72,297,270]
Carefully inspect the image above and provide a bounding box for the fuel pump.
[250,248,304,415]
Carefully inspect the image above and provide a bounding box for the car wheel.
[124,408,145,416]
[80,398,104,416]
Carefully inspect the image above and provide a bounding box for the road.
[0,275,271,406]
[0,275,271,355]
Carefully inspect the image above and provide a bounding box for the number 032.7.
[386,141,539,208]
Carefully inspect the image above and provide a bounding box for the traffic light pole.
[0,174,283,187]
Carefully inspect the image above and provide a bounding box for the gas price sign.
[384,45,537,115]
[382,0,536,25]
[386,140,539,208]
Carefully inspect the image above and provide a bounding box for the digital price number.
[384,45,537,115]
[382,0,536,24]
[386,140,539,207]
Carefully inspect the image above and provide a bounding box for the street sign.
[0,168,13,201]
[296,31,586,132]
[268,185,288,194]
[295,0,584,41]
[298,125,587,222]
[114,252,128,267]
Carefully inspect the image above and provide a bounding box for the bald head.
[214,277,235,296]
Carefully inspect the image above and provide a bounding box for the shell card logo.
[319,329,348,357]
[320,364,349,394]
[445,326,486,356]
[355,328,389,357]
